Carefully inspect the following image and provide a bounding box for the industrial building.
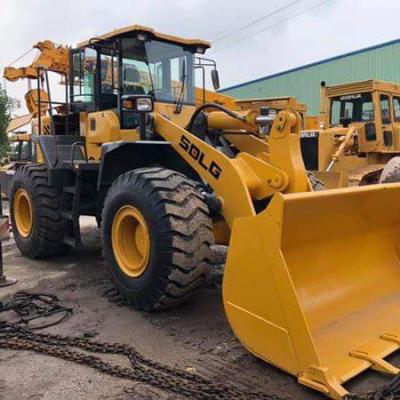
[220,38,400,114]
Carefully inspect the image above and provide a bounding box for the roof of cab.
[77,24,210,50]
[325,79,400,97]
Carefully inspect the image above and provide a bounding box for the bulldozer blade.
[223,183,400,399]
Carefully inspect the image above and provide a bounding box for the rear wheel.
[10,164,70,258]
[102,167,214,310]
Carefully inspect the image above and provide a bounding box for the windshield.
[120,38,195,105]
[330,93,374,125]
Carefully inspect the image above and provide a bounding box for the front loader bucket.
[223,183,400,399]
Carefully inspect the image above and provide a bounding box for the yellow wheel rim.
[111,205,151,278]
[14,188,33,237]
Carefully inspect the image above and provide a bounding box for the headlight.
[121,95,154,113]
[122,99,135,109]
[137,97,153,112]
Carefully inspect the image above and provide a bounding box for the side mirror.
[211,69,220,91]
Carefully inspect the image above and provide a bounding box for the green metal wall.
[220,39,400,114]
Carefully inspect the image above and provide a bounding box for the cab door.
[379,92,395,152]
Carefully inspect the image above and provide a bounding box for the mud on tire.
[10,164,70,258]
[102,167,215,311]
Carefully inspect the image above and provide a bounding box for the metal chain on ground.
[4,293,398,399]
[0,322,289,400]
[0,292,73,329]
[0,292,288,400]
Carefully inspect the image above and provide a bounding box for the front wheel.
[102,167,214,311]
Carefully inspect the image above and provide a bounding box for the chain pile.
[0,291,73,329]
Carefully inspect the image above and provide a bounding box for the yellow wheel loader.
[301,79,400,188]
[5,25,400,399]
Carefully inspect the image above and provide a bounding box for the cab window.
[145,40,195,104]
[393,97,400,122]
[100,53,118,95]
[20,141,31,161]
[380,95,391,124]
[331,100,340,125]
[330,93,374,125]
[71,48,96,104]
[120,38,152,96]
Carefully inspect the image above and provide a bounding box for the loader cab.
[69,26,210,132]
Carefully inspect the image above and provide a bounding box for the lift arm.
[153,110,309,228]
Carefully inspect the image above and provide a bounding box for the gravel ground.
[0,206,398,400]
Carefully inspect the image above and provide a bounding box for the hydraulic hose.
[187,103,246,132]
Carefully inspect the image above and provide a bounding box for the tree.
[0,83,19,158]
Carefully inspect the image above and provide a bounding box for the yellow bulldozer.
[301,79,400,187]
[5,25,400,399]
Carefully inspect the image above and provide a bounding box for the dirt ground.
[0,206,397,400]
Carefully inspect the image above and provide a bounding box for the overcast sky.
[1,0,400,114]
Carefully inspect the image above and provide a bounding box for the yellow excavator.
[5,25,400,399]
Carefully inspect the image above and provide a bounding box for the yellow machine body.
[224,183,400,399]
[6,25,400,399]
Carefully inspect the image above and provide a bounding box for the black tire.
[10,164,70,258]
[102,167,214,311]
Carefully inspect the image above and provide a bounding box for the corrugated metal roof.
[220,38,400,114]
[220,37,400,93]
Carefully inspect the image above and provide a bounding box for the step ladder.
[60,170,82,247]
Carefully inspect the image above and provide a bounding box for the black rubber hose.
[187,103,246,132]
